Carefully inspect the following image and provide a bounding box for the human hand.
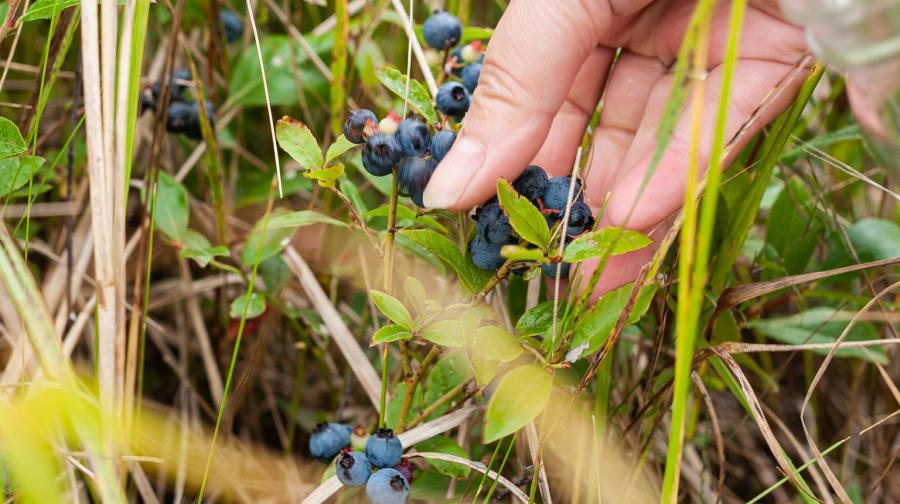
[422,0,808,298]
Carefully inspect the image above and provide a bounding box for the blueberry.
[543,176,583,211]
[461,62,482,93]
[541,262,571,279]
[344,109,379,144]
[335,449,372,488]
[436,82,470,119]
[392,458,415,485]
[422,11,462,50]
[219,9,242,43]
[448,47,466,77]
[395,118,431,157]
[309,422,352,462]
[468,235,505,271]
[429,130,456,162]
[475,201,511,244]
[566,201,594,235]
[365,468,410,504]
[513,166,549,203]
[363,134,403,176]
[166,100,215,140]
[365,428,404,468]
[170,68,193,100]
[398,157,437,207]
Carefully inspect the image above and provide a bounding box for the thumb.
[422,0,603,210]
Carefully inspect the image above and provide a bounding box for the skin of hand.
[422,0,809,300]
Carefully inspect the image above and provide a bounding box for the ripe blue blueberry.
[365,468,410,504]
[513,165,549,203]
[335,449,372,488]
[461,62,482,93]
[566,201,593,236]
[309,422,352,462]
[219,10,243,43]
[429,130,456,162]
[422,11,462,50]
[475,201,511,244]
[543,176,583,211]
[344,109,379,144]
[395,118,431,157]
[542,262,571,279]
[363,134,403,176]
[166,100,215,140]
[469,235,505,271]
[398,157,437,207]
[365,428,404,468]
[436,82,470,119]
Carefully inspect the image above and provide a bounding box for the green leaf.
[267,209,348,229]
[825,218,900,267]
[374,66,438,125]
[496,179,550,250]
[229,292,266,319]
[0,155,44,198]
[0,117,26,158]
[304,163,344,188]
[501,245,544,262]
[515,302,557,337]
[240,208,298,266]
[371,325,413,345]
[750,307,887,363]
[370,290,415,330]
[275,116,323,170]
[417,436,471,478]
[153,171,189,242]
[424,350,472,418]
[22,0,103,21]
[229,34,331,107]
[563,227,653,263]
[764,179,819,274]
[569,282,657,360]
[325,134,358,163]
[484,365,552,443]
[400,229,493,293]
[420,319,464,347]
[461,26,493,43]
[180,234,229,268]
[473,326,522,362]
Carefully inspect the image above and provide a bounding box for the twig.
[395,346,440,432]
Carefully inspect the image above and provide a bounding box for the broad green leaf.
[496,179,549,250]
[484,365,552,443]
[275,116,323,170]
[153,171,189,242]
[400,229,492,293]
[370,290,415,330]
[825,218,900,268]
[470,353,497,387]
[515,301,557,337]
[304,163,344,188]
[569,282,657,360]
[473,326,522,362]
[0,155,44,198]
[240,208,298,266]
[260,255,292,293]
[420,319,464,347]
[374,66,438,125]
[229,292,266,319]
[0,117,26,158]
[371,325,413,345]
[501,245,544,262]
[365,204,447,234]
[385,382,421,429]
[229,34,331,107]
[461,26,493,43]
[417,436,471,478]
[267,209,348,230]
[179,229,228,267]
[22,0,122,21]
[750,307,887,363]
[764,179,819,274]
[562,227,652,263]
[325,135,358,163]
[424,350,472,417]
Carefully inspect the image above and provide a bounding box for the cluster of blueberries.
[344,109,455,207]
[138,10,242,140]
[309,423,411,504]
[424,11,483,119]
[470,166,593,279]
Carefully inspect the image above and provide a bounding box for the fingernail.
[423,136,485,209]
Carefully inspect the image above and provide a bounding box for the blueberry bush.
[0,1,896,503]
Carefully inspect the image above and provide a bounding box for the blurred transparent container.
[780,0,900,167]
